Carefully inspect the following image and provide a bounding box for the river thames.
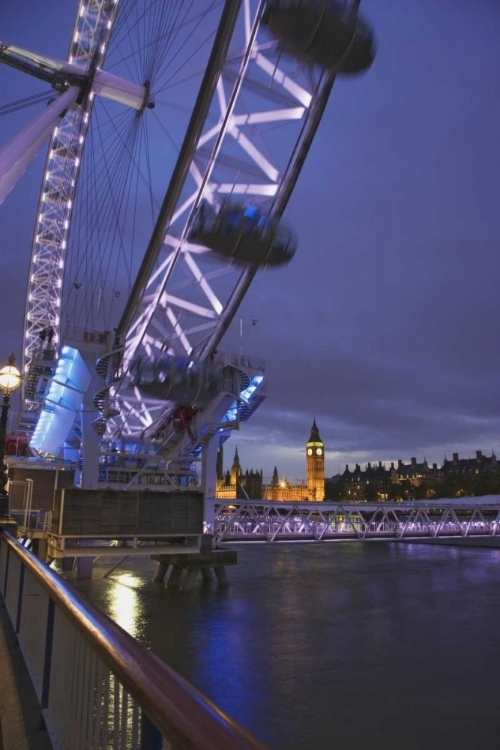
[74,542,500,749]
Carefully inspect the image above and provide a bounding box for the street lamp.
[0,354,22,519]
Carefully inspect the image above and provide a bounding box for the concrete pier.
[182,570,200,591]
[214,566,230,587]
[152,545,237,591]
[61,557,75,572]
[166,566,183,589]
[152,561,169,583]
[76,557,94,581]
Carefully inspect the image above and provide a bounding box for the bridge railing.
[10,509,52,533]
[205,498,500,543]
[0,530,266,750]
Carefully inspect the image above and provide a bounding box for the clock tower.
[306,419,325,500]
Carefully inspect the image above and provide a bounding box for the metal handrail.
[0,530,266,750]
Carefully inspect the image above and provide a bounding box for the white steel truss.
[5,0,368,463]
[110,0,341,443]
[22,0,119,405]
[205,498,500,543]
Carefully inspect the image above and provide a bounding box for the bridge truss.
[206,498,500,543]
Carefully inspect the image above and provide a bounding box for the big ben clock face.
[307,448,313,456]
[316,448,323,456]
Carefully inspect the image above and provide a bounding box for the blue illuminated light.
[243,205,259,219]
[31,346,92,454]
[221,375,265,424]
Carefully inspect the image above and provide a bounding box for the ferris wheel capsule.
[3,0,377,457]
[131,356,223,408]
[188,201,297,269]
[262,0,376,74]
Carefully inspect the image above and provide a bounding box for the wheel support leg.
[0,87,79,205]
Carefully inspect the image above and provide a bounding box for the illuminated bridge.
[205,498,500,544]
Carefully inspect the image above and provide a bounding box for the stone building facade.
[325,450,499,501]
[215,420,325,501]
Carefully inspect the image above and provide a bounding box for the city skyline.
[218,428,499,485]
[1,0,499,476]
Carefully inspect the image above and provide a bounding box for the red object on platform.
[5,434,28,456]
[171,405,198,440]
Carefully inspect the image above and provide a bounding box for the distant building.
[442,450,497,476]
[215,420,325,501]
[326,450,499,501]
[306,419,325,500]
[335,461,392,502]
[264,464,308,501]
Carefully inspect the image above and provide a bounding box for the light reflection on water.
[105,572,146,640]
[75,543,500,750]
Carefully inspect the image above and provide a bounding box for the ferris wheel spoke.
[9,0,377,463]
[120,3,263,369]
[141,117,158,222]
[66,107,143,328]
[0,90,55,118]
[152,13,221,91]
[151,3,205,85]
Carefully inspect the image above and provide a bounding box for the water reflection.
[76,566,152,646]
[106,572,144,638]
[75,543,500,750]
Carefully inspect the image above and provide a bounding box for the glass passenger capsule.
[131,356,223,407]
[262,0,376,74]
[188,201,297,268]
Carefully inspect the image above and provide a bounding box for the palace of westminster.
[216,420,326,501]
[216,420,500,501]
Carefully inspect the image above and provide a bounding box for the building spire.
[230,445,242,485]
[233,446,240,467]
[309,419,322,443]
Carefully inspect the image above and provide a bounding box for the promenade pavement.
[0,601,51,750]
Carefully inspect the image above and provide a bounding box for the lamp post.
[0,354,22,519]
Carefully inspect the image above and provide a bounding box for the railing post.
[41,598,55,711]
[2,542,10,598]
[15,562,25,633]
[140,713,163,750]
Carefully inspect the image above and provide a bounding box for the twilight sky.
[1,1,499,483]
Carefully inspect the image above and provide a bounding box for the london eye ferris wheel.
[0,0,375,489]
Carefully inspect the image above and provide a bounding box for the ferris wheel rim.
[108,6,347,444]
[21,0,120,397]
[20,0,233,409]
[14,0,375,456]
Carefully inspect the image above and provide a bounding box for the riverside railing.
[0,530,266,750]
